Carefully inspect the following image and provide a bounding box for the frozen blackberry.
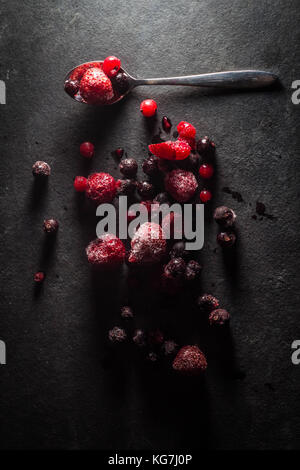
[217,231,236,248]
[137,181,155,199]
[185,260,202,281]
[119,158,138,178]
[209,308,230,326]
[133,329,146,347]
[162,340,178,356]
[169,241,190,261]
[164,257,186,280]
[197,294,220,313]
[213,206,236,227]
[121,306,134,319]
[32,161,51,177]
[108,326,127,343]
[142,156,159,176]
[43,219,59,234]
[116,179,136,196]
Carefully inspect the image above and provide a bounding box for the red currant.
[74,176,88,192]
[140,99,157,117]
[80,142,94,159]
[199,163,214,179]
[199,189,212,203]
[102,56,121,78]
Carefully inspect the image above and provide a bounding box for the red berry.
[177,121,196,139]
[148,140,190,161]
[114,147,124,159]
[128,222,167,265]
[80,141,94,158]
[74,176,88,192]
[79,67,114,104]
[199,189,212,203]
[103,56,121,78]
[140,99,157,117]
[86,234,125,268]
[34,271,45,283]
[171,140,191,160]
[85,172,117,203]
[162,116,172,132]
[173,345,207,375]
[165,169,198,202]
[199,163,214,179]
[69,62,103,81]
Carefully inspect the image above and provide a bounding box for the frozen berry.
[197,136,215,156]
[173,345,207,375]
[178,153,199,171]
[149,329,164,346]
[74,176,88,192]
[111,71,131,95]
[185,260,202,281]
[162,340,178,356]
[178,135,196,151]
[43,219,59,234]
[209,308,230,326]
[213,206,236,227]
[162,116,172,132]
[119,158,138,178]
[164,257,186,280]
[169,241,190,260]
[103,56,121,78]
[108,326,126,343]
[137,181,155,199]
[86,234,125,268]
[116,179,136,196]
[199,189,212,203]
[69,61,103,81]
[177,121,196,139]
[133,329,146,347]
[147,352,158,362]
[121,306,134,319]
[157,159,175,174]
[217,231,236,248]
[64,78,79,97]
[114,147,124,159]
[154,192,171,205]
[140,99,157,117]
[86,172,117,203]
[32,161,51,177]
[199,163,214,179]
[128,222,167,265]
[142,156,159,176]
[80,67,114,104]
[80,142,95,158]
[149,140,190,161]
[197,294,220,313]
[165,169,198,202]
[34,271,45,283]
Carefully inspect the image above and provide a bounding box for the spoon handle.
[134,70,277,89]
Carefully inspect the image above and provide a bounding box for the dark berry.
[209,308,230,326]
[34,271,45,283]
[74,176,88,192]
[197,136,215,156]
[64,78,79,97]
[80,142,94,159]
[199,163,214,179]
[43,219,59,234]
[185,260,202,281]
[162,116,172,132]
[147,352,159,362]
[121,306,134,319]
[173,345,207,375]
[197,294,220,312]
[119,158,138,178]
[178,153,199,171]
[164,257,186,280]
[103,56,121,78]
[140,99,157,117]
[142,156,159,176]
[149,329,164,346]
[153,192,171,205]
[32,161,51,177]
[162,340,178,356]
[157,159,174,173]
[169,241,190,261]
[108,326,127,343]
[111,71,131,95]
[217,231,236,248]
[137,181,155,199]
[114,147,124,159]
[213,206,236,227]
[116,179,136,196]
[133,329,146,347]
[199,189,212,203]
[165,169,198,202]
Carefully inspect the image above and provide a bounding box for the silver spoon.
[64,61,278,105]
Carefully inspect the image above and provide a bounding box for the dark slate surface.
[0,0,300,450]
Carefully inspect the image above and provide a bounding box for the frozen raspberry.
[162,340,178,356]
[149,329,164,346]
[169,241,190,261]
[128,222,167,265]
[209,308,230,326]
[162,116,172,132]
[32,161,51,177]
[199,189,212,203]
[217,231,236,248]
[177,121,196,139]
[165,169,198,202]
[103,56,121,78]
[80,142,95,158]
[86,234,125,268]
[140,99,157,117]
[197,294,220,313]
[164,257,186,280]
[74,176,88,192]
[43,219,59,234]
[199,163,214,179]
[142,156,159,176]
[108,326,127,343]
[34,271,45,283]
[119,158,138,178]
[133,329,146,347]
[162,212,184,239]
[64,78,79,97]
[154,192,171,205]
[213,206,236,227]
[197,136,215,156]
[121,306,134,319]
[173,345,207,375]
[85,173,117,203]
[79,67,114,104]
[116,179,136,196]
[185,260,202,281]
[149,140,190,161]
[69,62,103,81]
[137,181,155,199]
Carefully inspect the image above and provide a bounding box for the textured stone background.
[0,0,300,450]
